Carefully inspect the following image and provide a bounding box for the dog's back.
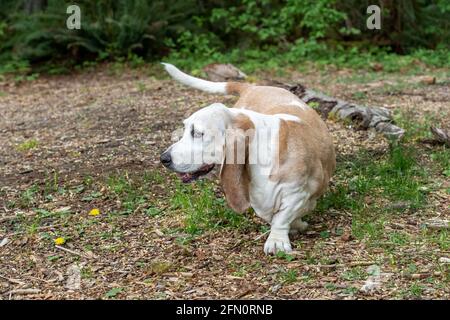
[162,63,336,196]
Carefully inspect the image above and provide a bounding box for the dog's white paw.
[264,234,292,255]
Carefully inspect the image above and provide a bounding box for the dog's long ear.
[220,114,254,213]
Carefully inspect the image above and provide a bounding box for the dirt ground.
[0,64,449,299]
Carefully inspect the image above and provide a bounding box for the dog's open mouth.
[176,164,215,183]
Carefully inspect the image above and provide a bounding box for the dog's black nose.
[160,152,172,167]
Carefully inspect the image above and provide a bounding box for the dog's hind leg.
[289,199,315,235]
[289,219,309,235]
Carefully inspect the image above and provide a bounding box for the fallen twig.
[315,261,376,268]
[0,211,36,223]
[55,245,96,259]
[8,288,41,295]
[253,230,270,241]
[424,219,449,230]
[0,274,26,285]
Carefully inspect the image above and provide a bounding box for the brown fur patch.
[226,82,250,95]
[232,86,335,198]
[220,114,254,213]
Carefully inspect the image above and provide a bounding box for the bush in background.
[0,0,449,74]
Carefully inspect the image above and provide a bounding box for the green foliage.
[170,180,252,235]
[0,0,448,73]
[317,144,428,241]
[16,138,39,151]
[0,0,198,67]
[210,0,345,44]
[104,287,123,299]
[106,174,148,215]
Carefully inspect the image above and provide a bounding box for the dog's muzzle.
[160,150,215,183]
[160,151,172,168]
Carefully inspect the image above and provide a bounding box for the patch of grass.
[47,255,61,262]
[136,81,146,92]
[81,191,103,202]
[342,286,359,295]
[351,91,367,101]
[279,269,298,284]
[319,231,330,239]
[324,283,337,291]
[388,231,410,246]
[81,266,94,279]
[393,109,438,142]
[18,185,39,208]
[16,139,39,151]
[43,171,64,197]
[275,251,295,262]
[143,171,165,184]
[170,180,253,235]
[104,287,124,299]
[145,206,163,217]
[341,267,367,281]
[430,147,450,177]
[147,261,172,275]
[106,173,148,215]
[318,144,428,242]
[231,265,248,277]
[426,230,449,250]
[404,282,425,298]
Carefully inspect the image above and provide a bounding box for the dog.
[160,63,335,254]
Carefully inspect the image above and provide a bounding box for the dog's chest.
[248,174,281,222]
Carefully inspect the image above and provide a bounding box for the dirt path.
[0,65,448,299]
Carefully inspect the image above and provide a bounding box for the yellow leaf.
[54,237,65,245]
[89,208,100,216]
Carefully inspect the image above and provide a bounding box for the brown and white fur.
[160,63,335,254]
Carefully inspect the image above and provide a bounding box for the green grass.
[431,147,450,177]
[393,109,439,142]
[317,144,428,242]
[16,139,39,151]
[170,179,253,235]
[404,283,425,298]
[104,287,124,299]
[278,269,298,284]
[165,42,450,77]
[18,185,39,208]
[341,267,367,281]
[106,173,152,215]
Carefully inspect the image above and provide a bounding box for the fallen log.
[430,126,450,147]
[203,63,247,82]
[270,81,406,140]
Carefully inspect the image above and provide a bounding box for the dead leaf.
[65,264,82,290]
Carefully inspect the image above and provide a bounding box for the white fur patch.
[274,113,301,122]
[162,63,227,94]
[288,99,309,110]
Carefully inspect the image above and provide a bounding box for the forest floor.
[0,63,449,300]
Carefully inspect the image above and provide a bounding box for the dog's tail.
[161,63,248,95]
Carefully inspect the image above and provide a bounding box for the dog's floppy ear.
[220,114,254,213]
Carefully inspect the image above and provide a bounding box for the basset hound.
[160,63,336,254]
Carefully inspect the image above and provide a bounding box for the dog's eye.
[191,126,203,139]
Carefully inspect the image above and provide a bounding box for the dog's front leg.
[264,192,309,255]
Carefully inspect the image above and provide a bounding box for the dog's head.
[160,103,253,212]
